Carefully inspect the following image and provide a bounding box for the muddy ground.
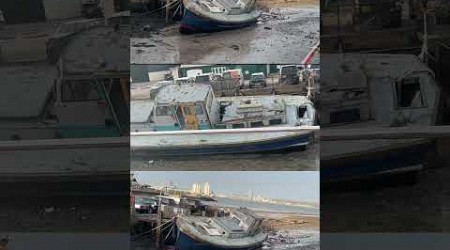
[0,180,129,232]
[258,211,320,231]
[130,0,319,64]
[322,142,450,232]
[259,211,320,250]
[130,210,320,250]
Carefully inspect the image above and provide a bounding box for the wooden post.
[120,77,130,104]
[166,0,171,24]
[156,188,164,248]
[156,208,162,248]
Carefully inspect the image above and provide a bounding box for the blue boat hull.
[321,140,435,182]
[179,8,258,33]
[176,231,261,250]
[132,132,313,158]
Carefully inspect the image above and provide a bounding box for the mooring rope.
[132,0,182,17]
[131,216,176,241]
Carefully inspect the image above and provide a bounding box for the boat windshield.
[61,80,103,102]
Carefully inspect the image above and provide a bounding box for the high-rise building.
[203,182,211,196]
[192,183,202,194]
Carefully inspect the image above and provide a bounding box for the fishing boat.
[180,0,262,33]
[130,83,317,157]
[320,53,440,183]
[0,25,130,185]
[175,207,267,250]
[0,63,129,184]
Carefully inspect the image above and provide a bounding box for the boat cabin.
[149,84,220,131]
[55,74,130,137]
[196,0,250,15]
[320,54,440,126]
[218,96,316,129]
[141,83,316,131]
[0,63,129,140]
[191,207,263,239]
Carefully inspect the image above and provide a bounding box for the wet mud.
[130,5,319,64]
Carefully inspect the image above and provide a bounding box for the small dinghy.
[180,0,262,33]
[175,207,267,249]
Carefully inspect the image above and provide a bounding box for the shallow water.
[215,197,319,215]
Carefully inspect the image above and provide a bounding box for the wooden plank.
[321,126,450,141]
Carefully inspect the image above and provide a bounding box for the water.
[215,197,319,216]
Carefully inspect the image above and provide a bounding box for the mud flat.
[130,0,319,64]
[130,210,319,250]
[258,211,320,250]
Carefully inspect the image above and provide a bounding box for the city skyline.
[133,171,319,203]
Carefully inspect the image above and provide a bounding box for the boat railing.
[131,126,319,136]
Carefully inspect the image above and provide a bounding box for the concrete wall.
[43,0,82,20]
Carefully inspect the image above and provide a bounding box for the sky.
[133,171,319,203]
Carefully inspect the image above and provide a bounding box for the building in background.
[178,64,280,79]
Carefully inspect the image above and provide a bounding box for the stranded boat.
[180,0,262,33]
[320,53,440,183]
[175,207,267,250]
[131,83,317,157]
[0,26,130,183]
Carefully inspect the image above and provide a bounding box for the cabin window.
[230,217,241,225]
[396,77,425,108]
[250,121,264,128]
[195,104,204,115]
[156,106,172,116]
[298,106,307,118]
[182,106,193,115]
[269,119,283,125]
[232,123,245,128]
[61,81,101,102]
